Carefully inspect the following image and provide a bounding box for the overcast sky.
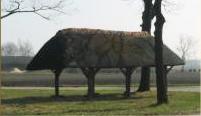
[2,0,201,60]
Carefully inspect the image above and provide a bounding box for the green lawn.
[1,88,200,115]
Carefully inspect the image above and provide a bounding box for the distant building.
[184,60,200,71]
[174,60,200,72]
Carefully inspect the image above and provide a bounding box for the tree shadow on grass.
[144,101,169,108]
[145,94,173,108]
[148,103,160,107]
[66,107,126,113]
[2,93,150,105]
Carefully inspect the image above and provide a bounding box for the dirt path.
[166,86,200,92]
[2,86,200,92]
[139,86,200,92]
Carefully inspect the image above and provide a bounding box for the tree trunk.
[154,0,168,104]
[138,0,153,92]
[138,67,150,91]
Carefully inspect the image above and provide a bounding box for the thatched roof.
[27,28,184,70]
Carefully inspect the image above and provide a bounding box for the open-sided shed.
[27,28,184,97]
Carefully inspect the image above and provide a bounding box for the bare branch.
[1,0,67,20]
[34,12,50,20]
[177,35,193,62]
[161,0,178,13]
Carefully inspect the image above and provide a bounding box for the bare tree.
[18,39,34,56]
[177,36,193,71]
[1,0,67,20]
[131,0,176,92]
[2,40,34,56]
[153,0,168,104]
[177,36,193,62]
[2,42,18,56]
[137,0,153,92]
[135,0,169,104]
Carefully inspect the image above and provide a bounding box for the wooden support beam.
[52,69,63,97]
[80,67,100,99]
[120,67,135,97]
[163,65,173,98]
[165,66,174,74]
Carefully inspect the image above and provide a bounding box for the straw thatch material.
[27,28,184,70]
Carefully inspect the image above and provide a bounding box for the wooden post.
[81,67,100,99]
[164,65,173,91]
[120,67,135,97]
[53,69,63,97]
[88,73,95,98]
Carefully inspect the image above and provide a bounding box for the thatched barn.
[27,28,184,98]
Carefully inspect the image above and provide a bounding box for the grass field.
[1,88,200,115]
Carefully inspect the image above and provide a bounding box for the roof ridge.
[62,28,150,37]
